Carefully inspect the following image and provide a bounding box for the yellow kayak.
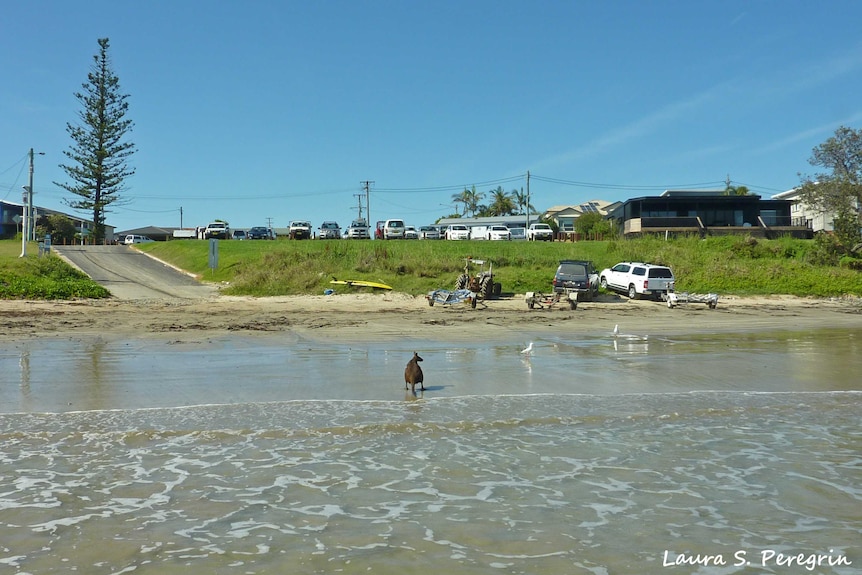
[330,278,393,290]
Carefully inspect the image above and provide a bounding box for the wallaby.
[404,352,425,393]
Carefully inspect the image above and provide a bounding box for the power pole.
[361,180,374,225]
[180,206,184,228]
[20,148,44,257]
[525,170,531,229]
[353,193,365,220]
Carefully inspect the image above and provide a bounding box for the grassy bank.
[2,236,861,300]
[138,235,862,297]
[0,241,110,299]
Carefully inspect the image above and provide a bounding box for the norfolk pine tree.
[56,38,136,244]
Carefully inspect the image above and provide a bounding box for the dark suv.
[248,226,272,240]
[552,260,599,301]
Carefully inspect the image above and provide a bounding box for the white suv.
[445,224,470,240]
[527,223,554,241]
[599,262,675,300]
[318,221,342,239]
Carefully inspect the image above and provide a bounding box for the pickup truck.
[289,220,312,239]
[527,223,554,241]
[599,262,675,300]
[204,222,230,239]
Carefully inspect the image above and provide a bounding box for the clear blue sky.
[2,0,861,234]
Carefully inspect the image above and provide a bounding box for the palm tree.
[488,186,517,216]
[512,188,535,215]
[464,185,485,217]
[450,189,470,216]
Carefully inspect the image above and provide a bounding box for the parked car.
[418,225,440,240]
[404,226,419,239]
[526,223,554,241]
[445,224,471,240]
[318,221,342,239]
[382,219,406,239]
[124,234,154,245]
[233,230,247,240]
[247,226,272,240]
[486,225,511,241]
[599,262,675,300]
[345,219,370,239]
[509,227,527,240]
[289,220,312,239]
[553,260,599,301]
[204,221,230,240]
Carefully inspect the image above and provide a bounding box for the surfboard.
[330,278,393,290]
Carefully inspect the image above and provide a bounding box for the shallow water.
[3,328,861,411]
[1,328,860,574]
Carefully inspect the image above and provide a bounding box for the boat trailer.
[525,290,580,310]
[665,282,719,309]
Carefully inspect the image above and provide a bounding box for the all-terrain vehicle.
[455,257,502,300]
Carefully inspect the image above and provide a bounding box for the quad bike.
[455,258,502,300]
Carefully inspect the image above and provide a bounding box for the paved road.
[53,245,218,300]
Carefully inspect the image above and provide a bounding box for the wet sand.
[1,292,861,344]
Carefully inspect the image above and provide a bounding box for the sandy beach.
[2,291,861,344]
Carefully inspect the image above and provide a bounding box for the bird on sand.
[613,324,620,337]
[520,342,534,355]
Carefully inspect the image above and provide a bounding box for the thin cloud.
[530,81,734,172]
[751,112,862,156]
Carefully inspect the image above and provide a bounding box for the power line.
[530,174,726,190]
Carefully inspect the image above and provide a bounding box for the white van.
[383,219,406,239]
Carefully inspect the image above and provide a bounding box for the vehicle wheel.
[455,274,468,290]
[428,299,434,307]
[569,300,577,310]
[493,282,502,297]
[600,277,608,290]
[527,301,535,309]
[479,276,492,299]
[628,284,638,299]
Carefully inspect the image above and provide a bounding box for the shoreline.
[2,292,861,345]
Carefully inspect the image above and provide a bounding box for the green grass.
[135,235,862,297]
[0,241,111,299]
[3,235,861,300]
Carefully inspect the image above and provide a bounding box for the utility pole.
[20,148,44,257]
[361,180,374,226]
[525,170,531,229]
[180,206,184,228]
[353,193,365,220]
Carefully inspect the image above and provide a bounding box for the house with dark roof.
[606,190,812,239]
[0,199,108,242]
